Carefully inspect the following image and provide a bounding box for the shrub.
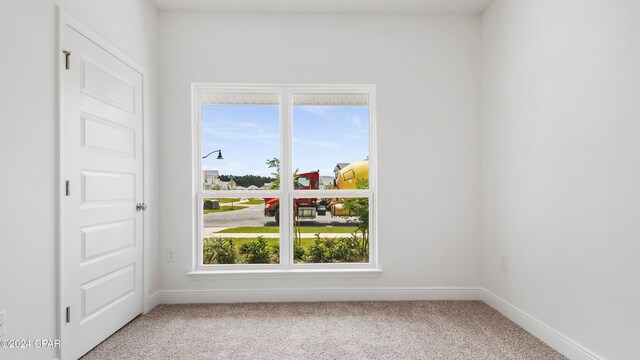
[271,244,280,262]
[341,233,367,262]
[328,238,349,261]
[293,245,306,262]
[304,233,367,263]
[243,236,271,264]
[203,237,237,264]
[307,234,330,263]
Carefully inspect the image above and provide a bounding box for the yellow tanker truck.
[328,160,369,216]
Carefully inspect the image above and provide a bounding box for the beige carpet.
[82,301,566,360]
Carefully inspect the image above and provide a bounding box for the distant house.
[319,176,335,190]
[246,185,259,190]
[203,170,220,185]
[333,163,350,179]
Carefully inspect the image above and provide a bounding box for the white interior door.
[61,25,144,360]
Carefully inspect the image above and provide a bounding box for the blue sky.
[202,104,369,178]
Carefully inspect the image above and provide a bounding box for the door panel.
[81,113,136,157]
[81,171,136,203]
[62,25,143,360]
[81,220,135,260]
[81,265,136,318]
[80,57,136,113]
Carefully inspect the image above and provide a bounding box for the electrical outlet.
[501,256,509,271]
[167,249,175,262]
[0,311,6,337]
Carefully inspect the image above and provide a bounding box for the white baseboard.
[157,287,481,304]
[480,289,604,360]
[144,291,161,314]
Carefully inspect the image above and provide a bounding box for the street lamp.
[202,149,223,160]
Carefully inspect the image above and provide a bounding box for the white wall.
[3,0,637,358]
[0,1,159,359]
[159,12,481,292]
[481,1,640,359]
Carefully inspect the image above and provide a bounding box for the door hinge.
[66,307,71,323]
[63,50,71,70]
[65,180,70,196]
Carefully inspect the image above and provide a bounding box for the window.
[194,84,376,272]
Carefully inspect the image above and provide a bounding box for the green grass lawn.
[242,198,265,205]
[216,226,357,234]
[203,205,248,213]
[204,198,240,204]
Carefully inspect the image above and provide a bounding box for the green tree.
[218,174,275,188]
[343,178,369,255]
[266,157,280,190]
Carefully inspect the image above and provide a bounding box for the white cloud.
[349,115,363,128]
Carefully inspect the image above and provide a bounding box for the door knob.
[136,203,147,211]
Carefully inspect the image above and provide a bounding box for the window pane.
[201,103,280,191]
[292,100,369,190]
[291,196,370,264]
[203,198,280,264]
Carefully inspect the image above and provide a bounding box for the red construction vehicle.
[263,170,328,225]
[263,160,368,225]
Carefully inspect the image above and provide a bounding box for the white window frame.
[190,83,379,276]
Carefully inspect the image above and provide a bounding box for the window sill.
[186,267,383,280]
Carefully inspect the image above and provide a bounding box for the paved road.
[203,202,353,228]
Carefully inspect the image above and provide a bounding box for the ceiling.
[150,0,493,14]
